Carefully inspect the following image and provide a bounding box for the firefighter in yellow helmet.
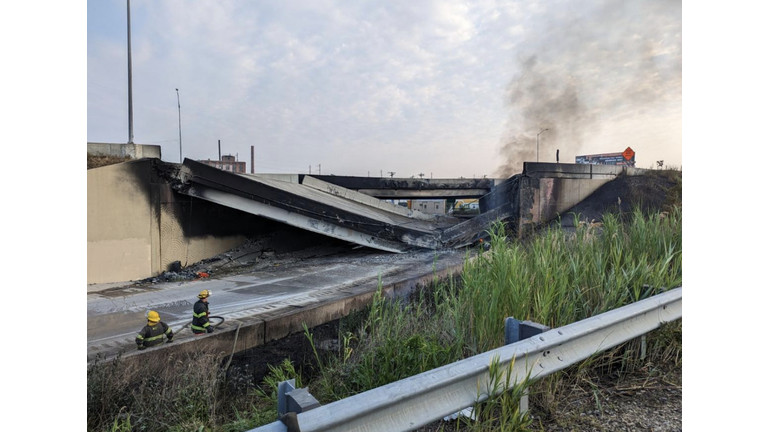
[135,310,174,350]
[192,289,214,334]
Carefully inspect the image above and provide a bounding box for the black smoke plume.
[496,0,682,177]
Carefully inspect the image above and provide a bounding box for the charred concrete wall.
[479,176,520,214]
[517,163,645,233]
[88,159,273,285]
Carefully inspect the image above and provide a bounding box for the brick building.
[198,155,246,173]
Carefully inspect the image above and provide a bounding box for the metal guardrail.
[252,287,682,432]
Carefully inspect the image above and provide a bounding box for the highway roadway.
[87,249,467,363]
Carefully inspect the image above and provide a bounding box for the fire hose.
[174,315,226,335]
[171,316,242,370]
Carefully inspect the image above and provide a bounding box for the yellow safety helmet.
[198,289,212,299]
[146,310,160,323]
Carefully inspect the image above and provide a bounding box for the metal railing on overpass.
[252,287,682,432]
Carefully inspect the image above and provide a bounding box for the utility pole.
[537,128,549,162]
[127,0,134,144]
[218,140,221,161]
[309,165,312,174]
[388,171,396,178]
[176,88,182,162]
[251,146,254,173]
[317,164,321,175]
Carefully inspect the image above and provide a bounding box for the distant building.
[412,199,445,215]
[575,147,636,167]
[198,155,246,173]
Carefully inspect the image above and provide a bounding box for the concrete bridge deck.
[308,174,500,199]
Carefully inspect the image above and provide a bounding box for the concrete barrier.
[87,142,162,159]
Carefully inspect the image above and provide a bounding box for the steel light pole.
[127,0,134,144]
[176,88,183,163]
[537,128,549,162]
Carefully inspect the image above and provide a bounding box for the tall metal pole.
[127,0,134,144]
[537,128,549,162]
[176,88,182,163]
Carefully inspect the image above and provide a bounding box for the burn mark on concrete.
[151,159,279,240]
[311,175,494,192]
[517,176,539,236]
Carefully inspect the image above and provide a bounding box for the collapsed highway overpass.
[88,158,650,363]
[175,159,460,252]
[88,157,643,285]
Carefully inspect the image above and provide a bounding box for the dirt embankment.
[556,169,682,227]
[529,364,682,431]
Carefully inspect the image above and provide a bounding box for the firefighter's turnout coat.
[192,299,212,334]
[135,321,173,350]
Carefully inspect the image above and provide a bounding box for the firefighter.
[135,310,174,350]
[192,289,215,334]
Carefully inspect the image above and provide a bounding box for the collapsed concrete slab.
[165,160,644,254]
[174,159,461,253]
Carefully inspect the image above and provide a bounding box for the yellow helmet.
[198,289,212,299]
[146,310,160,323]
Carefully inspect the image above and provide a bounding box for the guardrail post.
[277,379,321,418]
[277,379,296,416]
[504,317,550,415]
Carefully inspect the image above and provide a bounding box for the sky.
[87,0,682,178]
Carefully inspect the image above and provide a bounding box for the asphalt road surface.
[87,249,466,362]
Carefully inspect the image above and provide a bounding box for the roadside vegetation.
[305,207,682,430]
[88,205,682,431]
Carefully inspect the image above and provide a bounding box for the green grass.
[306,206,682,428]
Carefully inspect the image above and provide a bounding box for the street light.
[127,0,134,144]
[537,128,549,162]
[176,88,182,163]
